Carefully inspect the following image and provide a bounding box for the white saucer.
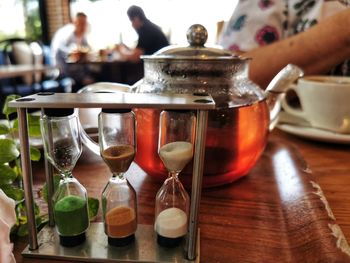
[277,123,350,144]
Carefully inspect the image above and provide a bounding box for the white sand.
[155,207,188,238]
[159,141,193,172]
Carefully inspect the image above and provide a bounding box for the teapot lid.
[136,24,265,109]
[141,24,239,60]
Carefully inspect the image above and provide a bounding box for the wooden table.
[66,59,143,85]
[0,65,57,79]
[12,129,350,262]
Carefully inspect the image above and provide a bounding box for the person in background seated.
[218,0,350,89]
[51,12,94,91]
[115,5,169,62]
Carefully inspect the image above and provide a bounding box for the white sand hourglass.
[155,110,196,247]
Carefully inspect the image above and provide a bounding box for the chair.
[41,44,73,93]
[0,38,38,96]
[0,38,72,117]
[10,39,63,92]
[0,38,71,94]
[0,44,35,117]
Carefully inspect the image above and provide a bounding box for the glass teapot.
[80,24,303,188]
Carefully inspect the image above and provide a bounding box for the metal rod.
[44,158,55,226]
[187,109,208,260]
[42,108,55,227]
[17,108,38,250]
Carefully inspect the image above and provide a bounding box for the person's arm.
[115,44,143,62]
[244,8,350,89]
[121,48,144,62]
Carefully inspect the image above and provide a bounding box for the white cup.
[282,76,350,134]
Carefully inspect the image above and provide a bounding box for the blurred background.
[0,0,238,48]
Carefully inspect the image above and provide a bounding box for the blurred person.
[115,5,169,62]
[51,12,94,91]
[218,0,350,88]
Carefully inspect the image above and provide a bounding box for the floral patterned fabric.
[218,0,349,75]
[0,189,16,263]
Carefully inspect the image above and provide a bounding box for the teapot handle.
[265,64,304,131]
[77,82,132,94]
[77,82,132,155]
[280,84,307,119]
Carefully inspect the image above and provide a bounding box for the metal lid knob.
[186,24,208,47]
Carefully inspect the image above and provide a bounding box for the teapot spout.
[265,64,304,131]
[77,82,133,156]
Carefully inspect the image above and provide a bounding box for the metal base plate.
[22,223,199,262]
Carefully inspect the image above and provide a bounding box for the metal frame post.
[187,109,208,260]
[17,108,38,250]
[42,108,55,227]
[44,158,55,226]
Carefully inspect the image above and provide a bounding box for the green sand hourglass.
[41,108,89,247]
[155,110,196,247]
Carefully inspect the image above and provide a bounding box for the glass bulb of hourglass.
[159,141,193,173]
[99,109,137,247]
[155,110,195,248]
[40,109,89,247]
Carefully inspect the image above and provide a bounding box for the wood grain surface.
[12,130,350,263]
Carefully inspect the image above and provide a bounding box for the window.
[70,0,237,50]
[0,0,42,41]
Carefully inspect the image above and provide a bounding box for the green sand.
[54,195,89,236]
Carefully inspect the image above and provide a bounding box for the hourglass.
[99,109,137,247]
[155,110,196,247]
[40,108,89,247]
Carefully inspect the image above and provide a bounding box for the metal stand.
[10,92,215,262]
[17,107,38,250]
[22,223,200,262]
[187,110,208,260]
